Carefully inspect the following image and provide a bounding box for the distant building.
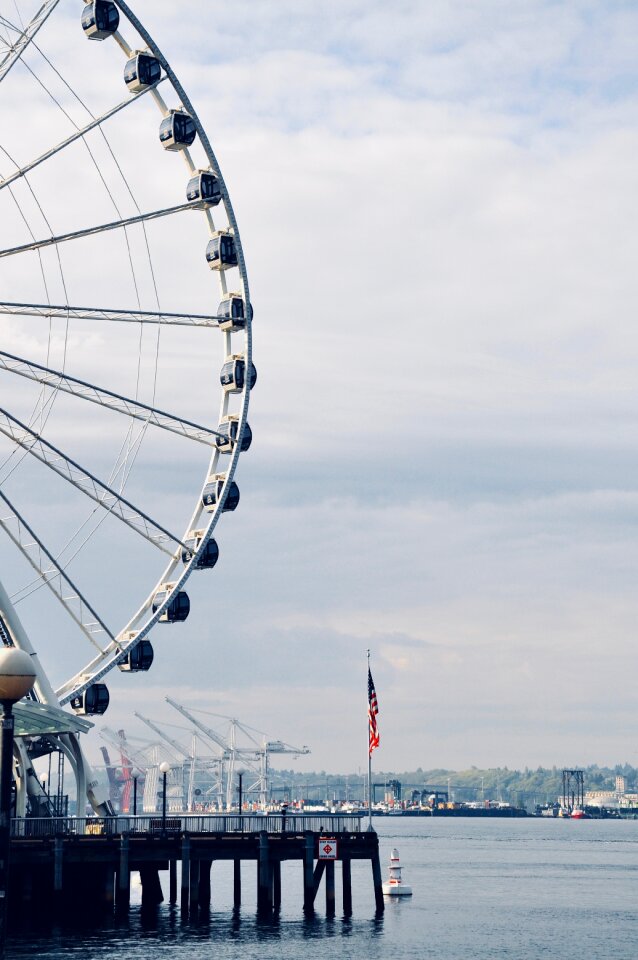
[585,789,638,810]
[585,791,618,809]
[616,775,627,794]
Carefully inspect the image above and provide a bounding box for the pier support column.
[371,845,384,912]
[199,860,211,912]
[103,864,115,908]
[258,831,273,911]
[116,834,130,911]
[303,831,314,913]
[311,860,326,904]
[53,836,63,907]
[180,835,190,913]
[342,857,352,916]
[20,866,33,912]
[233,859,241,908]
[140,866,163,906]
[273,860,281,910]
[325,860,335,915]
[189,858,200,911]
[169,859,177,905]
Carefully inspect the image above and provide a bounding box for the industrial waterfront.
[7,817,638,960]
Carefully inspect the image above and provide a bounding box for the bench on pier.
[149,818,181,834]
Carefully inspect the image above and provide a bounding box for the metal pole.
[133,775,138,817]
[162,771,167,833]
[367,750,372,830]
[238,772,243,815]
[367,650,373,831]
[0,702,14,959]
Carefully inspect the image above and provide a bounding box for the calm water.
[8,817,638,959]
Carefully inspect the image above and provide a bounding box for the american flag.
[368,667,380,756]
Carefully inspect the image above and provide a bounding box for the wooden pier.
[7,814,384,920]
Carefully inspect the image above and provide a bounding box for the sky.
[2,0,638,775]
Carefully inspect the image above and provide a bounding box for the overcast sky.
[3,0,638,775]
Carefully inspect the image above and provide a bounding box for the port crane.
[134,712,223,810]
[165,697,310,809]
[100,727,169,813]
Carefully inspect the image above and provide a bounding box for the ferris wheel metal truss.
[0,0,253,757]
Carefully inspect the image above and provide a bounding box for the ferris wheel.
[0,0,253,804]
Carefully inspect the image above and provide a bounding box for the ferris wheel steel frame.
[0,0,253,721]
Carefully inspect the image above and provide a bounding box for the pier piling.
[233,859,241,907]
[53,836,63,906]
[199,859,211,911]
[371,847,384,912]
[189,857,200,911]
[117,834,130,910]
[169,858,177,904]
[310,859,326,910]
[258,831,273,911]
[180,835,190,912]
[342,857,352,915]
[325,860,335,914]
[103,864,115,908]
[140,865,163,906]
[273,859,281,910]
[303,831,314,912]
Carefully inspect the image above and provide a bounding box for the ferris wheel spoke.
[0,0,60,86]
[0,78,167,193]
[0,407,186,554]
[0,488,115,654]
[0,350,225,445]
[0,300,219,328]
[0,201,198,259]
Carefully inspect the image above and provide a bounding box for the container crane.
[134,712,223,810]
[165,697,310,808]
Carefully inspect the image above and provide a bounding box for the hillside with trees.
[270,764,637,810]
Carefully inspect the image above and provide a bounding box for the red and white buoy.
[382,847,413,897]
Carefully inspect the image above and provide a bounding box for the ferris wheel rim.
[0,0,254,710]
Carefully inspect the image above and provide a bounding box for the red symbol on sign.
[323,844,333,854]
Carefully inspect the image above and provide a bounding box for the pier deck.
[8,814,384,919]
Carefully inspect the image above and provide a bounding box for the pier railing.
[11,812,364,838]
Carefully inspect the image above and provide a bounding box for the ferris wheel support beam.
[0,1,61,86]
[0,577,111,815]
[0,408,185,553]
[0,79,167,193]
[0,350,224,445]
[0,577,58,706]
[0,201,199,259]
[0,489,116,653]
[0,301,219,328]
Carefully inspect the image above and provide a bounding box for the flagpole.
[367,649,373,831]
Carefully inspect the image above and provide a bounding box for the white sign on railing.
[318,838,338,859]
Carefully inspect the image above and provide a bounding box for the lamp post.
[237,769,244,833]
[159,761,170,835]
[40,772,48,816]
[132,774,138,818]
[238,770,243,814]
[0,648,36,958]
